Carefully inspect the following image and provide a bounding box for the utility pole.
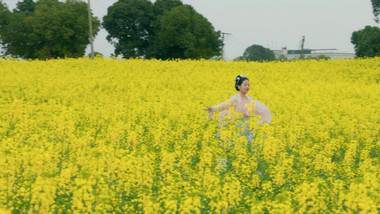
[88,0,94,60]
[300,36,305,59]
[221,32,232,60]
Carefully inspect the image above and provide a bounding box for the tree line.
[0,0,222,60]
[0,0,379,60]
[0,0,100,59]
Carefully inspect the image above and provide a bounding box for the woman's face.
[238,80,250,93]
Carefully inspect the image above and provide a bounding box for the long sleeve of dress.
[211,96,236,112]
[254,100,272,124]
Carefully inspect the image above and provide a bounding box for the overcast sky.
[4,0,378,60]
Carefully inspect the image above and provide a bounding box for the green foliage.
[233,56,246,61]
[103,0,222,59]
[306,55,330,60]
[0,2,10,36]
[243,44,276,62]
[14,0,35,14]
[155,5,222,59]
[0,0,100,59]
[351,26,380,58]
[103,0,154,58]
[371,0,380,23]
[88,52,103,57]
[277,55,288,62]
[153,0,182,16]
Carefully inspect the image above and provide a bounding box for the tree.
[103,0,154,58]
[0,0,100,59]
[371,0,380,23]
[0,1,10,34]
[103,0,222,59]
[155,5,222,59]
[243,44,275,62]
[153,0,182,16]
[146,0,183,58]
[351,26,380,58]
[13,0,35,13]
[0,1,9,56]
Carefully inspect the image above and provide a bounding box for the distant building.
[272,47,355,59]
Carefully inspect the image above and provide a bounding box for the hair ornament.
[235,74,248,82]
[234,74,248,91]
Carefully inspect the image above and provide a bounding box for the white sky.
[3,0,378,60]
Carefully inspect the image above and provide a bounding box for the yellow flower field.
[0,57,379,213]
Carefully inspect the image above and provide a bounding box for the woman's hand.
[204,106,214,120]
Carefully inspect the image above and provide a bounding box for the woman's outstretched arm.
[205,96,235,119]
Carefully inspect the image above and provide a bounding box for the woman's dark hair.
[234,74,249,91]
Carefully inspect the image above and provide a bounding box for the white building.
[272,47,355,60]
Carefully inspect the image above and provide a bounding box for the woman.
[205,74,272,141]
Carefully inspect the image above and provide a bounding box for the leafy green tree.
[155,5,222,59]
[0,0,100,59]
[243,44,275,62]
[0,0,33,57]
[0,1,9,55]
[371,0,380,23]
[153,0,182,16]
[351,26,380,58]
[103,0,154,58]
[0,1,10,32]
[13,0,35,13]
[103,0,222,59]
[146,0,183,58]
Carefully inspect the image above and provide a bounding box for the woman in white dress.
[205,74,272,142]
